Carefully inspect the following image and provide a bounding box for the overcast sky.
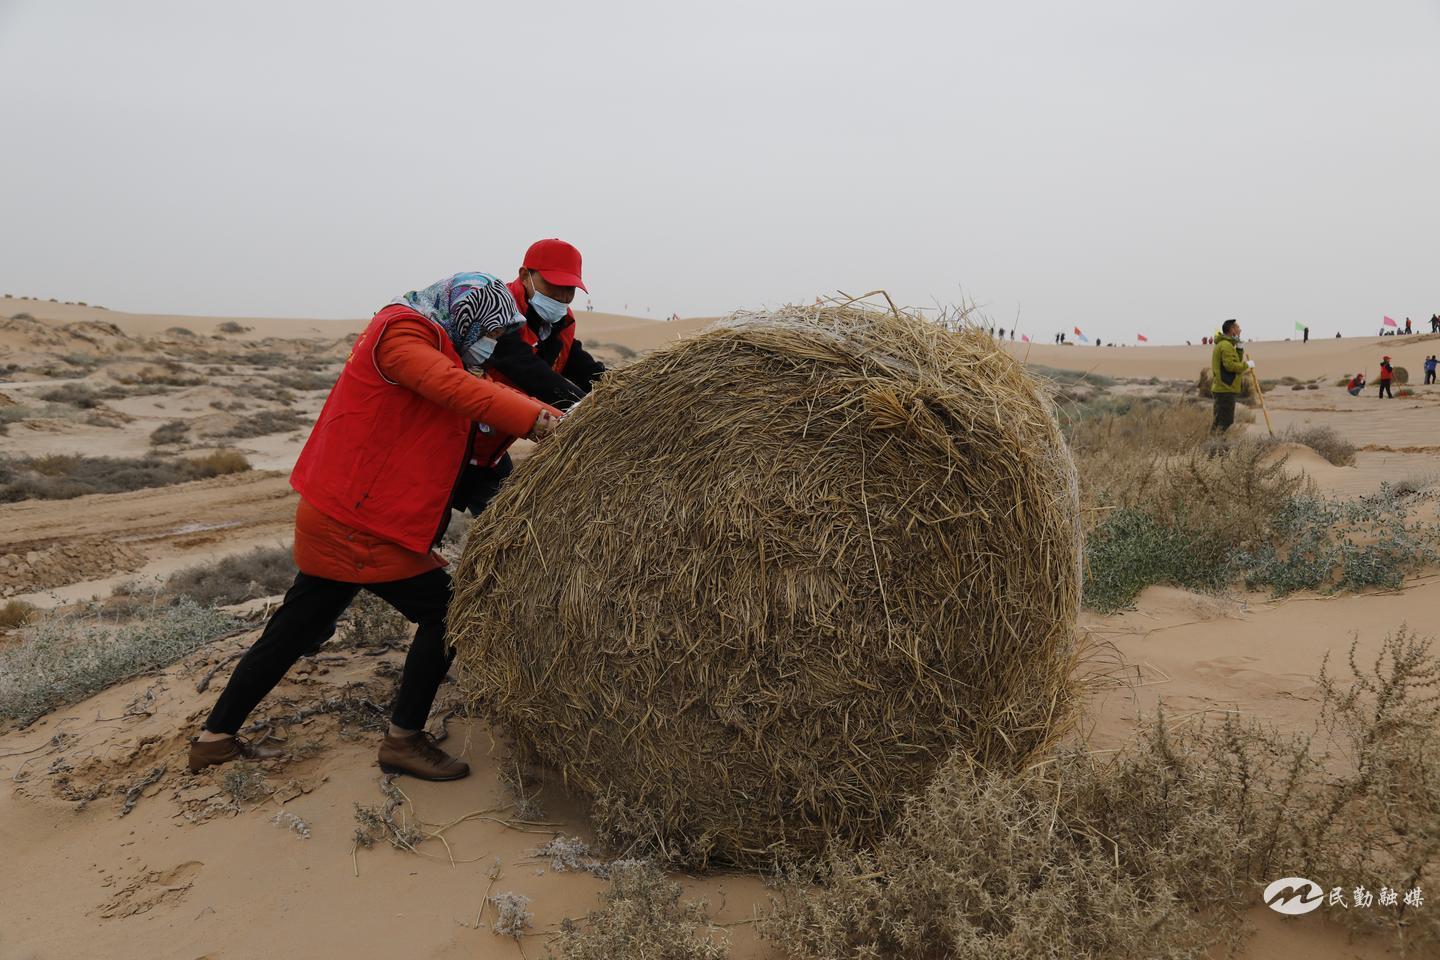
[1,1,1436,343]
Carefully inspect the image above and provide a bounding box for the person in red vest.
[189,273,561,781]
[1378,356,1394,398]
[453,239,607,515]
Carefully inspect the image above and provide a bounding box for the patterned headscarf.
[391,272,523,354]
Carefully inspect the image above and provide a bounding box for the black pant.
[1211,393,1237,433]
[205,568,455,735]
[1426,370,1436,385]
[1379,381,1393,398]
[451,454,514,516]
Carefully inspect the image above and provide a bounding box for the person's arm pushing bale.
[189,272,559,782]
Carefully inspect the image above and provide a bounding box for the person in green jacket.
[1210,319,1253,433]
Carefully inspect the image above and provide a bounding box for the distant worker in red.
[453,239,607,515]
[1378,356,1394,398]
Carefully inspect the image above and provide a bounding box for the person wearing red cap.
[1378,356,1394,398]
[495,238,605,407]
[452,238,607,515]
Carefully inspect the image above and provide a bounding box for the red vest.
[291,305,470,553]
[467,280,578,467]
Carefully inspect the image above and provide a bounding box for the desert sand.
[2,294,1437,958]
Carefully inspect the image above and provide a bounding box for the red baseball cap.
[522,238,587,292]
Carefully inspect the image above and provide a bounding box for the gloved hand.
[1246,359,1256,369]
[527,410,559,441]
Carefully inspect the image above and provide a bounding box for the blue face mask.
[530,290,569,324]
[463,335,497,370]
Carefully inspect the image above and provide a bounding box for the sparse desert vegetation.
[0,599,238,724]
[221,408,308,438]
[763,629,1440,958]
[159,544,296,607]
[0,450,250,502]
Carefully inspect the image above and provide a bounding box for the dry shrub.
[114,360,203,387]
[187,449,251,476]
[149,419,189,446]
[337,591,410,650]
[764,628,1440,958]
[1066,398,1222,460]
[164,544,294,607]
[265,369,335,392]
[1077,432,1304,533]
[1284,425,1356,466]
[0,599,36,630]
[551,860,727,960]
[0,450,249,502]
[1394,366,1410,385]
[1078,443,1309,610]
[0,599,238,724]
[222,408,307,438]
[451,302,1082,866]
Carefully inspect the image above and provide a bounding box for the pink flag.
[1021,334,1030,343]
[1384,316,1397,327]
[1136,333,1148,342]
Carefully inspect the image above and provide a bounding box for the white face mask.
[463,335,497,370]
[529,289,569,324]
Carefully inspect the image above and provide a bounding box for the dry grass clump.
[451,301,1082,866]
[221,761,272,803]
[764,628,1440,958]
[0,450,249,502]
[113,360,203,387]
[265,370,335,392]
[1078,443,1307,610]
[1065,397,1238,460]
[163,545,295,607]
[188,449,251,476]
[149,419,190,446]
[1284,425,1356,465]
[222,408,307,438]
[551,860,727,960]
[1394,366,1410,385]
[0,599,36,631]
[0,599,238,725]
[337,591,410,650]
[491,892,534,939]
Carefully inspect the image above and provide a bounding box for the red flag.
[1073,326,1082,336]
[1137,333,1148,342]
[1021,334,1030,343]
[1383,316,1397,327]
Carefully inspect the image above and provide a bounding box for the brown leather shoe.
[187,735,284,774]
[378,731,470,781]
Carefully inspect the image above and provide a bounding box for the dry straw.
[449,297,1083,866]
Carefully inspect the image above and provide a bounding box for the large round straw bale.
[449,303,1082,866]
